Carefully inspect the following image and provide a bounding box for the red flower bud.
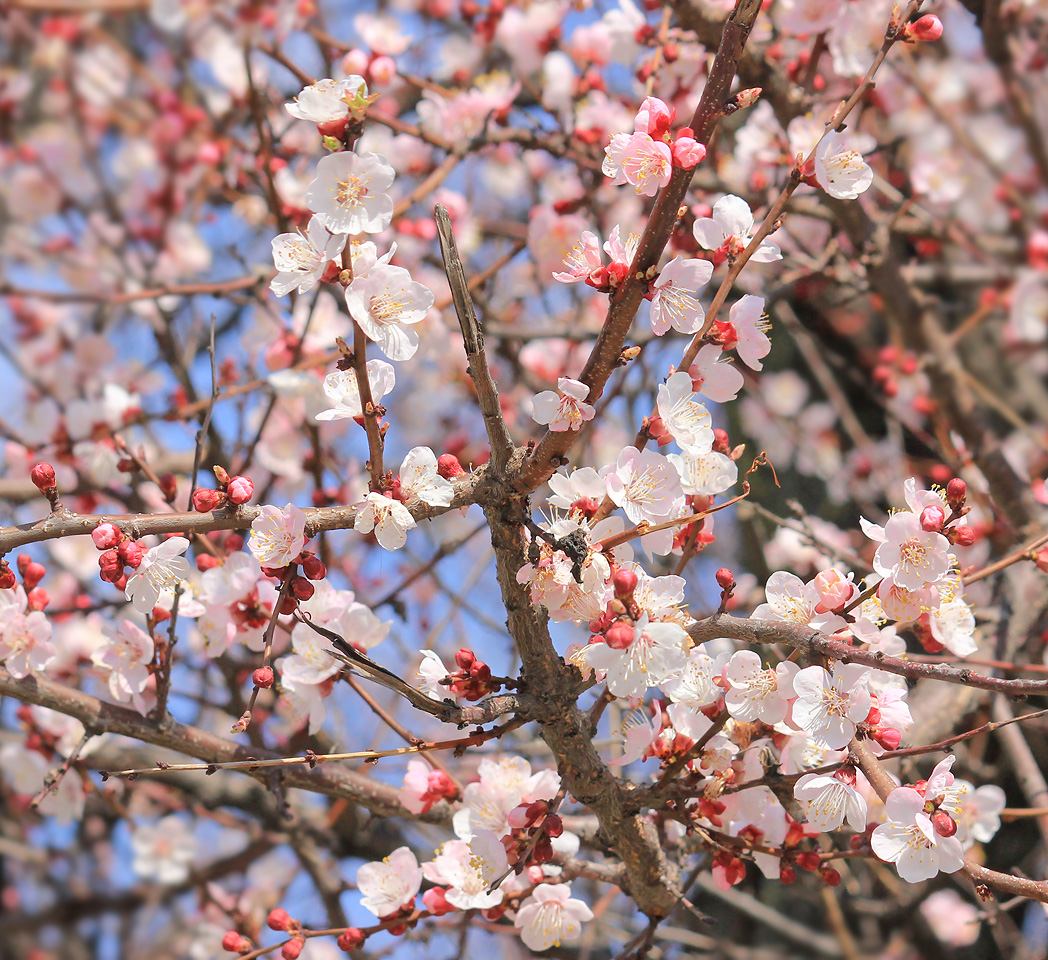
[27,587,48,610]
[946,477,967,507]
[872,726,902,751]
[22,562,45,590]
[292,577,315,601]
[779,863,796,884]
[98,550,124,583]
[454,648,475,670]
[192,488,225,512]
[17,554,30,576]
[908,14,943,41]
[715,567,734,590]
[300,553,327,581]
[253,667,275,689]
[795,851,821,872]
[267,908,292,931]
[0,562,15,590]
[282,937,305,960]
[227,475,254,504]
[612,568,638,599]
[196,554,221,571]
[712,428,730,455]
[931,810,957,837]
[437,453,465,479]
[919,505,945,532]
[280,594,298,615]
[952,526,976,547]
[337,927,366,950]
[222,931,251,953]
[91,522,123,550]
[31,462,57,493]
[820,867,842,887]
[604,621,634,649]
[118,540,144,568]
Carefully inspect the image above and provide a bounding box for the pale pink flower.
[399,446,454,507]
[131,815,197,885]
[603,446,684,526]
[315,359,396,422]
[633,96,673,136]
[417,649,452,700]
[306,151,395,234]
[248,504,307,567]
[871,786,965,883]
[929,594,977,657]
[421,830,509,910]
[950,779,1006,847]
[125,537,190,614]
[582,616,689,699]
[452,756,560,840]
[357,847,423,917]
[814,132,874,200]
[656,372,713,453]
[661,646,724,708]
[95,620,154,713]
[281,621,342,686]
[920,890,981,947]
[723,650,797,724]
[514,883,594,951]
[752,571,843,632]
[690,344,744,403]
[269,215,347,297]
[552,230,603,283]
[692,195,782,262]
[0,742,83,824]
[876,575,939,623]
[345,264,434,362]
[794,771,868,832]
[354,492,416,550]
[532,378,596,432]
[649,256,714,336]
[861,510,951,591]
[285,76,370,123]
[546,467,607,513]
[729,294,772,370]
[667,449,738,497]
[0,587,55,679]
[603,132,673,196]
[398,758,456,814]
[791,663,872,749]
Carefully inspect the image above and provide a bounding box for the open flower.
[354,492,416,550]
[603,446,684,526]
[814,132,874,200]
[552,230,603,283]
[285,76,370,123]
[345,264,434,362]
[125,537,190,614]
[398,446,454,506]
[0,587,55,679]
[690,344,744,403]
[603,131,672,196]
[421,830,509,910]
[723,650,797,724]
[649,256,714,336]
[94,620,154,713]
[248,504,307,567]
[791,663,872,749]
[357,847,423,918]
[269,215,346,297]
[532,377,596,432]
[656,371,713,453]
[315,359,396,422]
[306,151,395,234]
[794,770,868,832]
[582,616,688,699]
[871,786,965,883]
[692,195,782,262]
[514,883,594,951]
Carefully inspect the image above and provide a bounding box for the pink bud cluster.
[191,467,254,513]
[445,648,499,700]
[504,798,564,866]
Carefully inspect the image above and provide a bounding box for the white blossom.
[649,256,714,336]
[791,663,872,749]
[248,504,307,567]
[131,815,197,885]
[345,263,434,362]
[125,537,190,615]
[285,76,370,123]
[692,194,782,262]
[399,446,454,506]
[306,151,395,234]
[269,215,346,297]
[657,372,713,454]
[515,883,594,951]
[354,492,416,550]
[532,377,596,432]
[357,846,423,917]
[315,359,396,422]
[814,132,874,200]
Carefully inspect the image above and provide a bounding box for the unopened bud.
[907,14,943,42]
[213,465,231,486]
[605,621,634,649]
[92,522,123,550]
[31,462,57,493]
[712,428,730,455]
[222,931,251,954]
[291,577,315,601]
[118,540,144,568]
[22,562,45,590]
[715,568,734,590]
[437,453,465,478]
[820,867,842,886]
[268,908,292,931]
[946,477,967,507]
[454,648,475,670]
[227,476,254,504]
[734,87,762,109]
[253,667,275,689]
[872,726,902,751]
[282,937,305,960]
[952,526,976,547]
[931,810,957,837]
[0,562,15,590]
[920,505,945,532]
[192,488,225,513]
[300,553,327,581]
[337,927,367,950]
[612,567,638,599]
[196,554,221,571]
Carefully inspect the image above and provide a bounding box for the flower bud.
[213,465,231,486]
[779,863,796,884]
[92,522,123,550]
[952,526,976,547]
[908,14,943,41]
[227,476,254,504]
[931,810,957,837]
[300,553,327,581]
[22,562,45,590]
[196,554,221,571]
[118,540,144,568]
[715,568,734,590]
[99,550,124,582]
[946,477,967,507]
[604,621,634,649]
[31,462,56,493]
[370,55,396,85]
[454,648,475,670]
[282,937,305,960]
[672,136,706,169]
[221,931,251,953]
[919,504,945,532]
[872,726,902,751]
[795,851,821,872]
[292,577,315,601]
[268,908,292,931]
[337,927,366,950]
[192,488,225,512]
[712,428,730,455]
[612,567,638,600]
[437,453,465,479]
[17,554,30,576]
[27,587,48,610]
[0,562,14,590]
[820,867,842,887]
[253,667,275,689]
